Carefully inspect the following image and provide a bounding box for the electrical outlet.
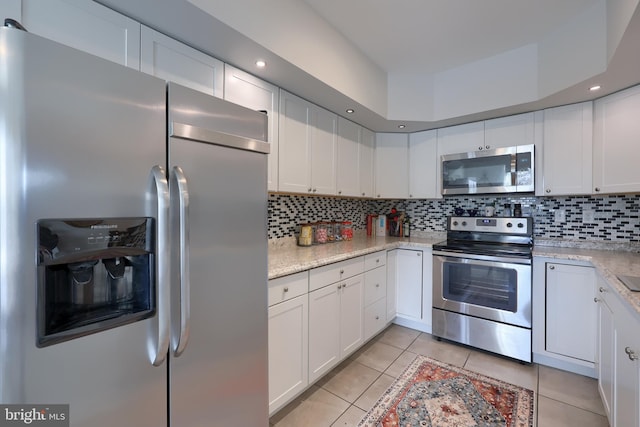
[554,209,566,223]
[583,209,595,223]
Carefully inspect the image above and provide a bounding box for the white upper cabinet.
[484,112,535,150]
[539,102,593,196]
[375,133,409,199]
[409,130,438,199]
[278,90,337,195]
[593,84,640,195]
[141,25,223,97]
[359,128,375,198]
[224,65,279,191]
[336,117,361,197]
[20,0,140,69]
[436,121,485,155]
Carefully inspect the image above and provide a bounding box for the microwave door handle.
[148,165,171,367]
[170,166,191,357]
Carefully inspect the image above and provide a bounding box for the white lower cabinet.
[309,273,364,383]
[387,248,433,333]
[532,258,597,377]
[596,277,640,427]
[363,251,388,340]
[268,272,309,415]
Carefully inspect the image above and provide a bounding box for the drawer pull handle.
[283,287,289,293]
[599,287,605,293]
[549,265,555,270]
[376,259,380,263]
[340,269,344,275]
[376,283,380,287]
[594,297,600,303]
[375,316,379,320]
[625,347,639,361]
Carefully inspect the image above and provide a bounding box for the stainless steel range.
[432,216,534,362]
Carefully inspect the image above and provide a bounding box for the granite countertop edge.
[269,235,640,317]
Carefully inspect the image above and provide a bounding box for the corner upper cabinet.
[374,133,409,198]
[336,117,361,197]
[224,65,279,191]
[409,130,438,199]
[484,112,535,150]
[278,90,337,195]
[593,84,640,194]
[539,102,593,196]
[140,26,223,97]
[20,0,140,69]
[359,128,375,198]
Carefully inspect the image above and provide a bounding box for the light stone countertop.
[268,233,640,317]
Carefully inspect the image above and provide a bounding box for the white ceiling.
[301,0,600,74]
[99,0,640,132]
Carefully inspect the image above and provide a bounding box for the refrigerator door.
[0,28,168,426]
[167,83,269,426]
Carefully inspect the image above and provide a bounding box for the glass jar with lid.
[333,221,343,241]
[341,221,353,241]
[314,222,328,244]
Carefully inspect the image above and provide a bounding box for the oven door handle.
[432,250,531,265]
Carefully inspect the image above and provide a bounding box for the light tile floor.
[269,324,609,427]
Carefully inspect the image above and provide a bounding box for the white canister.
[375,215,387,237]
[483,206,496,217]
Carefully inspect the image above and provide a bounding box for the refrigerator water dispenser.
[36,218,155,347]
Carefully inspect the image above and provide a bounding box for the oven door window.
[443,261,517,312]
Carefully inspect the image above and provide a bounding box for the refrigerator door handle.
[148,165,171,366]
[170,166,191,357]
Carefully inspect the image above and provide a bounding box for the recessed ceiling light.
[398,124,406,129]
[589,85,601,91]
[346,108,355,114]
[255,60,266,68]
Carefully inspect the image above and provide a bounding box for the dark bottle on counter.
[514,203,522,217]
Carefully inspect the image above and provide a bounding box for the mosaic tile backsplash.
[268,193,640,242]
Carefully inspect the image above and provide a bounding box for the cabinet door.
[596,284,614,422]
[613,298,640,427]
[593,85,640,194]
[545,263,596,362]
[436,121,485,155]
[484,112,535,150]
[141,26,223,97]
[224,65,279,191]
[336,117,361,197]
[310,106,337,195]
[22,0,140,69]
[386,250,398,322]
[540,102,593,196]
[394,250,423,321]
[308,283,340,383]
[409,130,438,199]
[268,295,308,415]
[359,128,375,197]
[374,133,409,198]
[339,274,364,357]
[278,90,312,193]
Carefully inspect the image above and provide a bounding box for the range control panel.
[448,216,533,235]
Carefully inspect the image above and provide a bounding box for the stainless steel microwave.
[441,144,534,195]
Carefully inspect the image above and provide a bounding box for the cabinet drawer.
[364,298,387,340]
[309,257,364,292]
[268,271,309,307]
[364,266,386,306]
[364,250,386,271]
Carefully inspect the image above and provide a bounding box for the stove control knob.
[506,222,513,228]
[461,221,467,226]
[452,221,458,226]
[517,222,524,228]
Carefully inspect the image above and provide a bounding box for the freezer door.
[168,84,269,426]
[0,29,168,426]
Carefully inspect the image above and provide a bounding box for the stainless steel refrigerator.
[0,25,269,427]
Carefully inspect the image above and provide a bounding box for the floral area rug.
[358,355,534,427]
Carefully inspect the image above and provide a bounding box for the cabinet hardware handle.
[376,259,380,263]
[485,145,490,149]
[340,269,344,274]
[549,265,555,270]
[599,287,605,293]
[594,297,600,303]
[625,347,639,361]
[337,284,342,289]
[546,189,551,193]
[375,316,379,320]
[417,253,421,256]
[377,194,381,198]
[376,283,380,288]
[312,188,317,193]
[283,287,289,293]
[478,146,483,150]
[595,187,601,192]
[338,190,342,195]
[409,194,413,198]
[308,188,312,192]
[362,192,365,196]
